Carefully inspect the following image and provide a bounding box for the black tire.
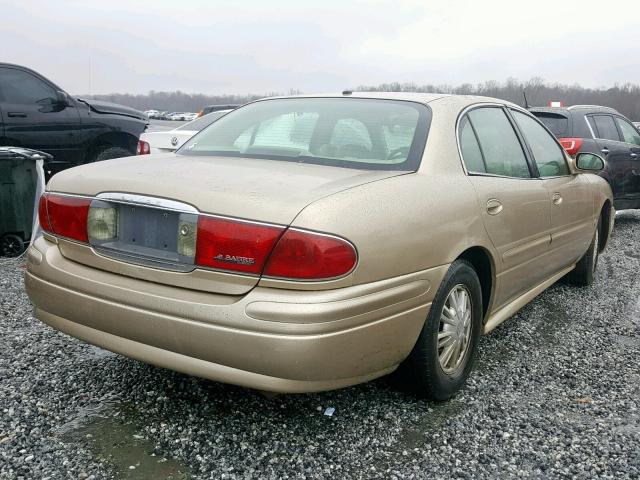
[565,217,601,286]
[92,146,133,163]
[1,234,26,257]
[396,259,483,400]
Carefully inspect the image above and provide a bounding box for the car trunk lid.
[47,154,407,294]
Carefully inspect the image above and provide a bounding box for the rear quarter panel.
[282,171,494,287]
[582,172,614,247]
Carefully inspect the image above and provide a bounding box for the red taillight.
[558,137,583,156]
[264,229,357,280]
[38,194,51,233]
[136,140,150,155]
[195,216,284,274]
[39,192,358,281]
[45,194,91,242]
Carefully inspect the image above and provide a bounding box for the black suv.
[531,105,640,210]
[0,63,147,178]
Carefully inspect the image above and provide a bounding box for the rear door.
[510,109,594,265]
[587,114,631,200]
[0,66,82,165]
[614,116,640,205]
[459,106,551,308]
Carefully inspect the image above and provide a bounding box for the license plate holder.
[90,202,198,270]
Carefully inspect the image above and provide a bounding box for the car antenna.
[523,90,530,109]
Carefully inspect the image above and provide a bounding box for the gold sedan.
[25,93,613,400]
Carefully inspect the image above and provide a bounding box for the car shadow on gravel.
[54,352,446,479]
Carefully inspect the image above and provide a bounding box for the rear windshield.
[178,98,431,171]
[531,112,569,137]
[175,111,229,132]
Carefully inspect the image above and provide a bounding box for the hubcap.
[438,284,473,374]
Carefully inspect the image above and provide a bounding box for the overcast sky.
[2,0,639,95]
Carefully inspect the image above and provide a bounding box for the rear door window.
[592,115,621,141]
[466,107,531,178]
[615,117,640,146]
[511,110,570,176]
[458,115,486,173]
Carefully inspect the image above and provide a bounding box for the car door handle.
[633,170,640,176]
[552,193,563,205]
[486,199,503,215]
[7,112,27,118]
[631,153,638,158]
[601,147,609,155]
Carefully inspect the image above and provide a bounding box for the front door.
[510,109,595,265]
[0,66,82,166]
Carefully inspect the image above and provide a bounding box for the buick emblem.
[171,136,179,147]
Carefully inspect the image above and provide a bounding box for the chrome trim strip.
[46,192,94,200]
[467,172,542,180]
[96,192,199,213]
[585,116,596,139]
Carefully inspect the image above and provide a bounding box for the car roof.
[254,92,520,109]
[530,105,621,116]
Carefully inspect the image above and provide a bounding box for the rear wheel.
[397,259,482,400]
[92,146,133,163]
[0,234,25,257]
[566,217,601,286]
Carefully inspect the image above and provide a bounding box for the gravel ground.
[1,211,639,479]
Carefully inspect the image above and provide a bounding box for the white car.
[137,110,232,154]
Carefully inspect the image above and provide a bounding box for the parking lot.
[0,211,638,479]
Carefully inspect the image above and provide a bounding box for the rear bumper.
[25,237,446,393]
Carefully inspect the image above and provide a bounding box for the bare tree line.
[356,78,640,120]
[81,90,264,113]
[82,79,640,120]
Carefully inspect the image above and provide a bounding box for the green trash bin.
[0,147,50,257]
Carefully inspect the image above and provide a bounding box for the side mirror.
[575,152,605,172]
[55,91,70,108]
[37,91,69,113]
